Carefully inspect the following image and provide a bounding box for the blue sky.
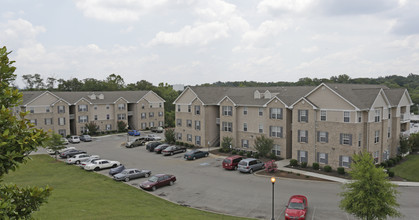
[1,0,419,88]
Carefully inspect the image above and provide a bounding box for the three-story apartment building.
[174,83,412,169]
[16,90,165,136]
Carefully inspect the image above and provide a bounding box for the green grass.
[391,154,419,182]
[2,155,250,220]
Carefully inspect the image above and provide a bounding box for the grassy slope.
[2,155,249,220]
[391,154,419,182]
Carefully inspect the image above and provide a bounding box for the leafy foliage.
[399,134,410,154]
[253,135,274,157]
[408,133,419,152]
[117,120,127,132]
[221,136,233,150]
[85,121,100,135]
[340,151,401,220]
[164,128,175,144]
[44,132,66,160]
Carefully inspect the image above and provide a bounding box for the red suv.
[222,155,243,170]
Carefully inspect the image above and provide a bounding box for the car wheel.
[75,160,80,165]
[145,173,150,178]
[94,167,100,171]
[205,153,209,157]
[112,164,117,168]
[151,186,156,191]
[234,166,238,171]
[170,152,173,156]
[129,145,133,148]
[183,149,186,152]
[193,156,196,160]
[67,155,70,158]
[249,169,253,174]
[169,181,174,186]
[125,177,130,182]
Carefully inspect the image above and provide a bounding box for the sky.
[1,0,419,88]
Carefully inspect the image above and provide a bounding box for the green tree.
[221,136,233,150]
[0,45,52,218]
[339,151,401,220]
[85,121,100,135]
[164,128,175,144]
[45,132,66,160]
[253,135,274,157]
[117,120,127,132]
[399,134,410,154]
[408,133,419,152]
[165,111,175,128]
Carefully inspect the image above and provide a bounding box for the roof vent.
[98,94,104,99]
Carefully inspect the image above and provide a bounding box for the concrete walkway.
[275,159,419,187]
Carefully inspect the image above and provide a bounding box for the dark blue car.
[184,150,209,160]
[128,130,141,136]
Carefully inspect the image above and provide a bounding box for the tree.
[254,135,274,157]
[221,136,233,150]
[408,133,419,152]
[85,121,99,135]
[339,151,401,220]
[45,132,66,160]
[0,45,52,218]
[399,134,410,154]
[165,128,175,144]
[117,120,127,132]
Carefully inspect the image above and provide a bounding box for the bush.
[218,148,224,153]
[312,163,319,170]
[254,153,260,159]
[387,160,394,167]
[289,159,298,167]
[388,170,395,178]
[397,155,402,161]
[296,173,300,176]
[238,151,244,156]
[231,150,237,155]
[337,167,345,175]
[301,162,307,168]
[380,162,388,168]
[268,152,277,160]
[246,152,252,158]
[324,165,332,172]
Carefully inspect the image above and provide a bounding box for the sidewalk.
[275,159,419,187]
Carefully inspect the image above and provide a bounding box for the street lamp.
[271,177,276,220]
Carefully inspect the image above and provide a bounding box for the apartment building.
[16,90,165,136]
[173,83,412,169]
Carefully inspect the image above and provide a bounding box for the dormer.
[264,90,271,99]
[89,94,96,100]
[98,94,104,100]
[254,90,261,99]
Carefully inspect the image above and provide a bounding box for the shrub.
[238,151,244,156]
[388,170,395,178]
[231,150,237,155]
[246,152,252,158]
[312,163,319,170]
[268,152,277,160]
[387,160,394,167]
[324,165,332,172]
[296,173,300,176]
[390,158,396,165]
[337,167,345,175]
[380,162,388,168]
[254,153,260,159]
[397,155,402,161]
[218,148,224,153]
[301,162,307,168]
[289,159,298,167]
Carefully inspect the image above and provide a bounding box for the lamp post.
[271,177,276,220]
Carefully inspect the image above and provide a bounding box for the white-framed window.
[195,136,201,146]
[374,130,380,143]
[357,111,362,122]
[243,107,248,115]
[118,104,125,110]
[30,119,37,125]
[344,111,350,123]
[319,153,327,164]
[187,134,192,142]
[222,122,233,132]
[107,114,110,120]
[270,126,283,138]
[340,133,352,145]
[117,114,126,120]
[320,110,327,121]
[242,139,249,148]
[149,112,154,117]
[186,120,192,127]
[340,156,351,168]
[298,110,308,122]
[298,130,308,143]
[29,107,35,113]
[45,107,50,113]
[78,115,88,123]
[195,105,200,115]
[78,104,88,112]
[195,120,200,130]
[243,123,248,132]
[317,131,328,143]
[272,145,281,156]
[141,123,147,129]
[270,108,283,119]
[94,115,98,120]
[259,124,263,133]
[141,113,146,119]
[222,106,232,116]
[58,129,66,137]
[106,104,110,109]
[298,150,308,163]
[44,118,53,125]
[159,121,164,126]
[177,132,182,141]
[258,108,263,116]
[149,122,155,127]
[58,105,65,113]
[106,124,112,130]
[159,103,162,108]
[58,117,65,125]
[375,109,381,122]
[158,111,163,117]
[188,105,191,113]
[177,119,182,126]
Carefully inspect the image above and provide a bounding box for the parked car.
[79,135,92,142]
[162,146,187,156]
[84,159,121,171]
[46,146,75,155]
[81,158,100,169]
[154,144,170,154]
[128,130,141,136]
[126,137,146,148]
[222,155,243,170]
[237,158,264,174]
[66,154,99,165]
[285,195,308,220]
[146,134,162,141]
[109,165,126,176]
[139,174,176,191]
[146,141,162,152]
[151,126,164,133]
[68,135,81,144]
[184,150,209,160]
[61,138,69,145]
[59,149,86,158]
[113,168,151,182]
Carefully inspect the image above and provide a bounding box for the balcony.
[216,118,220,125]
[401,113,410,122]
[127,111,133,116]
[69,114,75,120]
[401,130,410,137]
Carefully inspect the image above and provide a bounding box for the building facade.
[16,91,165,136]
[173,83,412,169]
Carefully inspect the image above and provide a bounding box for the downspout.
[314,109,318,164]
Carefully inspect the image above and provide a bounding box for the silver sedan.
[113,168,151,182]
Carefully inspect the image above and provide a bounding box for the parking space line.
[311,206,316,220]
[276,206,286,220]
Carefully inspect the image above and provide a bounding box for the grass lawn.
[391,154,419,182]
[2,155,250,220]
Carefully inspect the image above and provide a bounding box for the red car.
[285,195,308,220]
[222,155,243,170]
[139,174,176,191]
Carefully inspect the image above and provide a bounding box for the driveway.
[42,134,419,220]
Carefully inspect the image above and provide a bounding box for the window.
[30,119,37,125]
[298,130,308,143]
[358,133,362,147]
[94,105,97,110]
[177,105,180,112]
[195,136,201,146]
[318,153,327,164]
[149,104,152,108]
[149,122,155,127]
[149,112,154,117]
[374,130,380,143]
[117,114,126,120]
[106,105,110,109]
[383,150,390,161]
[222,122,233,132]
[298,150,308,163]
[107,114,110,120]
[58,129,66,137]
[222,106,232,116]
[44,118,53,125]
[195,105,200,115]
[58,117,66,125]
[195,120,200,130]
[159,103,162,108]
[317,131,328,143]
[78,104,88,112]
[258,108,263,116]
[142,104,145,109]
[242,139,249,148]
[243,123,247,132]
[298,110,308,122]
[141,123,147,129]
[270,108,283,119]
[106,124,111,130]
[78,115,88,123]
[340,156,351,168]
[344,111,350,122]
[375,109,381,122]
[388,112,391,119]
[272,145,281,156]
[243,107,248,115]
[118,104,125,110]
[158,111,163,117]
[357,112,362,122]
[340,133,352,145]
[187,120,192,127]
[270,126,283,138]
[45,107,50,113]
[373,151,379,163]
[320,110,326,121]
[58,106,65,113]
[81,127,88,134]
[259,124,263,133]
[188,105,191,112]
[29,107,34,113]
[187,134,192,142]
[159,121,164,126]
[141,113,146,119]
[94,115,98,120]
[388,126,391,138]
[177,119,182,126]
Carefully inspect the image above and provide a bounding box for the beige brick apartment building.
[173,83,412,169]
[16,91,165,136]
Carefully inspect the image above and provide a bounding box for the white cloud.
[302,46,319,53]
[258,0,313,14]
[1,18,45,46]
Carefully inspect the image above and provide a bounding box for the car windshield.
[148,176,158,182]
[223,159,231,163]
[238,161,247,166]
[121,170,129,174]
[288,202,304,210]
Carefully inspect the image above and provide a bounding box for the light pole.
[271,177,276,220]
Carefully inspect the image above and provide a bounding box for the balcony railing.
[401,130,410,137]
[127,111,133,116]
[401,113,410,122]
[69,114,75,120]
[216,118,220,125]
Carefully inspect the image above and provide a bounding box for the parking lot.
[41,133,419,220]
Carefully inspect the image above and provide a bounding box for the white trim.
[302,83,360,110]
[74,97,93,105]
[289,97,317,109]
[398,89,414,106]
[113,97,129,104]
[263,96,288,108]
[24,91,63,107]
[146,90,166,103]
[217,96,237,106]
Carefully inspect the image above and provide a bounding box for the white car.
[84,159,121,171]
[68,136,80,144]
[147,134,162,141]
[80,158,100,169]
[66,154,100,165]
[46,146,75,155]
